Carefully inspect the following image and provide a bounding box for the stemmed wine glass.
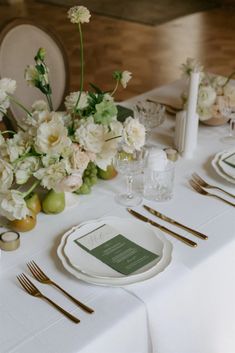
[114,147,146,207]
[134,100,165,146]
[219,97,235,144]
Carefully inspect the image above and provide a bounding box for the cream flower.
[32,100,48,112]
[197,86,216,109]
[24,65,40,86]
[35,119,71,155]
[120,71,132,89]
[65,91,88,112]
[122,117,145,153]
[75,117,104,153]
[181,58,203,77]
[69,143,92,172]
[34,160,69,190]
[15,157,40,185]
[0,190,29,220]
[54,173,83,193]
[6,131,32,162]
[68,6,91,24]
[0,159,13,192]
[0,78,16,94]
[0,89,10,120]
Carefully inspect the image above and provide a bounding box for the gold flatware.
[127,208,197,247]
[17,273,80,323]
[27,261,94,314]
[192,173,235,199]
[143,205,208,240]
[189,179,235,207]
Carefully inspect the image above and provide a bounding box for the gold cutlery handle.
[52,282,94,314]
[150,220,197,247]
[172,222,208,240]
[42,295,80,323]
[213,194,235,207]
[214,186,235,199]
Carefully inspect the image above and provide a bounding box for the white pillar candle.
[182,71,200,159]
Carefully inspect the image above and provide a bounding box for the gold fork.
[189,179,235,207]
[27,261,94,314]
[192,173,235,199]
[17,273,80,323]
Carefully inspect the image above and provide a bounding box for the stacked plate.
[57,217,173,286]
[212,149,235,184]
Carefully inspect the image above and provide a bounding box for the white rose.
[65,91,88,112]
[68,6,91,24]
[197,106,213,121]
[223,83,235,106]
[75,117,104,153]
[0,78,16,94]
[122,117,146,153]
[120,71,132,88]
[0,190,30,220]
[69,144,91,173]
[34,160,69,190]
[0,159,13,192]
[197,85,216,109]
[15,156,40,185]
[54,173,83,193]
[35,119,71,155]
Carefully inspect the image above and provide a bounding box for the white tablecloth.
[1,83,235,353]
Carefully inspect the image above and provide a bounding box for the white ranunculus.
[35,119,71,155]
[24,65,40,86]
[68,6,91,24]
[65,91,88,112]
[32,100,48,112]
[0,78,16,94]
[197,105,213,121]
[0,190,29,220]
[34,160,69,190]
[223,83,235,106]
[0,159,13,192]
[120,71,132,88]
[122,117,146,153]
[75,117,104,153]
[15,157,40,185]
[6,131,32,162]
[197,85,216,109]
[54,173,83,193]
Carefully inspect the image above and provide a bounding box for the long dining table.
[1,81,235,353]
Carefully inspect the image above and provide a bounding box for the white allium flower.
[68,6,91,24]
[223,83,235,106]
[120,71,132,88]
[32,100,48,112]
[75,117,104,153]
[15,157,40,185]
[34,160,69,190]
[54,172,83,193]
[6,131,32,162]
[197,86,217,109]
[65,91,88,112]
[35,119,71,155]
[122,117,146,153]
[24,65,40,86]
[0,190,30,220]
[0,78,16,95]
[0,159,13,192]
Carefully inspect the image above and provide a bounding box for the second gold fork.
[27,261,94,314]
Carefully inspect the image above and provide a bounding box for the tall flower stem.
[22,180,40,199]
[7,94,32,117]
[111,80,119,96]
[75,23,84,112]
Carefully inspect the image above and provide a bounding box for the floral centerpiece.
[0,5,145,232]
[181,58,235,125]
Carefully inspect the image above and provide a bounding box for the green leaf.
[89,82,103,94]
[36,64,45,75]
[116,105,134,122]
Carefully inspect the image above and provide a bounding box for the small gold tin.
[0,231,20,251]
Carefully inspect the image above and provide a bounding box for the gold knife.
[143,205,208,240]
[127,208,197,248]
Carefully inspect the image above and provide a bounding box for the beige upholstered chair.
[0,18,69,125]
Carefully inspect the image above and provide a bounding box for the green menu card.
[74,224,159,275]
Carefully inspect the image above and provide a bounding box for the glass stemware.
[219,97,235,144]
[134,100,165,146]
[114,148,146,207]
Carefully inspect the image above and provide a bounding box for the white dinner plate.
[57,217,173,286]
[212,151,235,184]
[217,149,235,179]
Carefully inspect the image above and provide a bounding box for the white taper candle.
[182,71,200,159]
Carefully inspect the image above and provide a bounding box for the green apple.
[42,190,65,214]
[97,164,118,180]
[25,193,41,215]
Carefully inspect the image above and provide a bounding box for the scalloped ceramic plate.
[212,151,235,184]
